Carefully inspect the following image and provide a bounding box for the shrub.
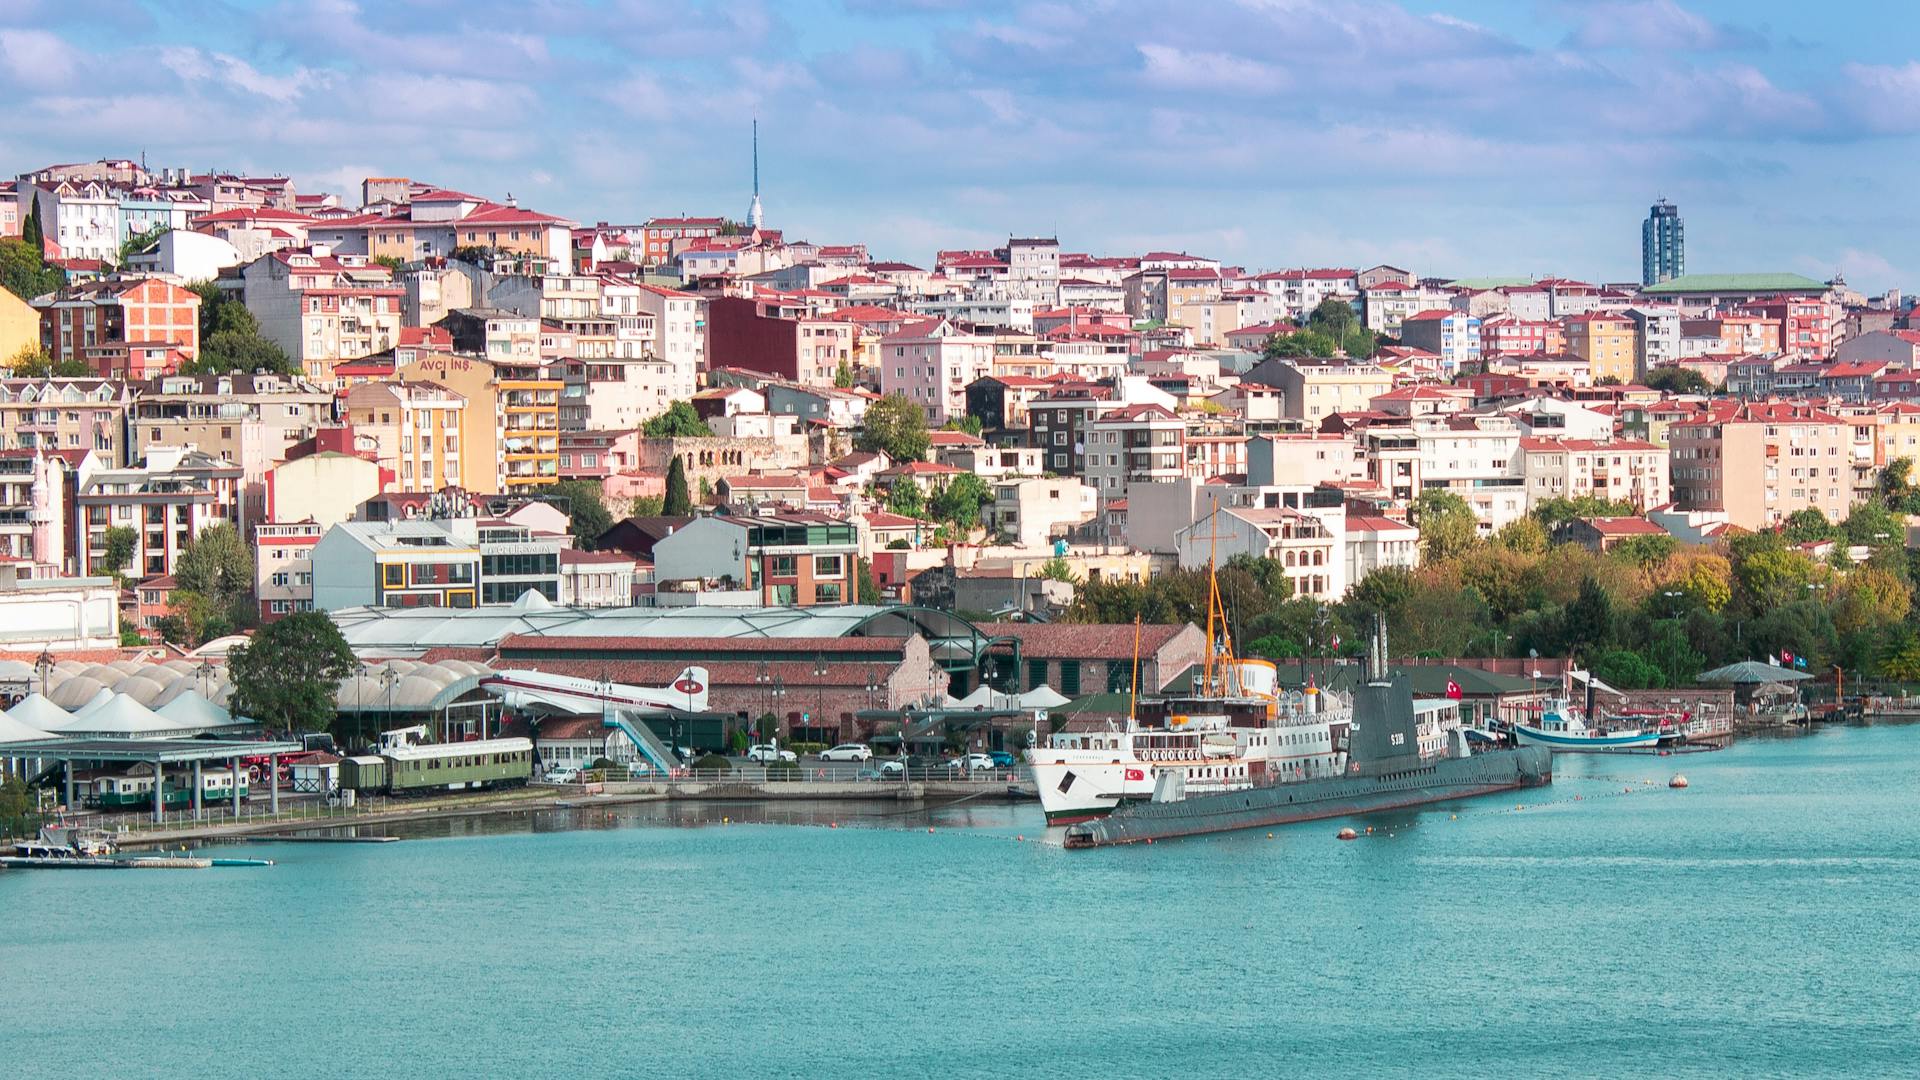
[762,760,804,779]
[692,753,732,774]
[785,742,827,756]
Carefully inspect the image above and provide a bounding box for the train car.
[339,738,533,796]
[91,767,249,809]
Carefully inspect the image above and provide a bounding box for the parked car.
[855,768,884,782]
[878,755,937,778]
[953,753,998,773]
[544,767,580,785]
[820,743,874,762]
[746,744,798,764]
[987,750,1017,768]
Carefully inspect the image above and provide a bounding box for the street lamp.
[1661,589,1684,620]
[34,648,53,697]
[812,653,829,744]
[769,675,786,745]
[754,660,770,725]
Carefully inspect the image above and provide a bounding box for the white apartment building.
[1517,437,1671,510]
[560,357,693,429]
[24,180,122,262]
[878,317,995,423]
[635,283,706,377]
[1175,506,1346,599]
[1364,413,1527,529]
[988,477,1097,547]
[1344,514,1421,588]
[238,247,403,383]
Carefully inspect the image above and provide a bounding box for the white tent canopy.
[41,693,180,738]
[942,685,1070,711]
[0,710,54,744]
[154,689,235,732]
[5,692,71,736]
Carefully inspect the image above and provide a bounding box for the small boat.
[1515,700,1660,751]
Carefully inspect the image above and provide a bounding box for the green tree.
[1732,547,1819,616]
[100,526,138,579]
[227,611,358,734]
[1842,500,1902,549]
[0,237,64,302]
[0,775,39,839]
[117,224,168,266]
[1643,366,1712,395]
[1038,557,1079,583]
[886,476,925,517]
[20,198,42,252]
[1832,565,1911,635]
[1561,576,1615,661]
[1530,495,1637,529]
[1645,619,1705,689]
[1264,328,1337,359]
[834,358,855,388]
[1610,533,1676,570]
[175,522,252,600]
[1307,298,1357,336]
[8,345,90,377]
[539,480,613,551]
[642,401,714,438]
[929,471,991,530]
[186,328,296,375]
[1879,632,1920,682]
[1415,489,1479,562]
[1493,517,1550,554]
[663,457,693,515]
[1781,508,1836,544]
[1592,647,1662,689]
[856,393,932,463]
[855,557,882,604]
[1878,459,1918,512]
[629,494,664,517]
[372,254,405,271]
[943,414,984,436]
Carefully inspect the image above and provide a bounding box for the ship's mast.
[1196,507,1238,696]
[1128,614,1142,722]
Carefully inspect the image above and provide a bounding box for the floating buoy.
[1623,787,1632,794]
[1145,838,1152,844]
[1267,833,1274,839]
[1016,835,1024,842]
[1365,826,1373,834]
[1337,828,1357,841]
[927,827,934,834]
[722,816,729,824]
[829,822,838,828]
[1669,774,1689,789]
[1450,814,1457,820]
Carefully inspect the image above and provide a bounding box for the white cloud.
[160,47,322,104]
[1137,44,1288,95]
[1838,61,1920,135]
[0,28,80,84]
[1560,1,1765,52]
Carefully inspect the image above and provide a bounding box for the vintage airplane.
[478,667,710,717]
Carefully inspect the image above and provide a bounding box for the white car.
[746,744,798,764]
[819,743,873,762]
[544,767,580,784]
[953,753,997,773]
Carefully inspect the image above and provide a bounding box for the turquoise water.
[4,724,1918,1079]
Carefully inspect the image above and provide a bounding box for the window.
[814,555,844,578]
[383,564,405,588]
[770,555,797,577]
[1028,659,1049,690]
[1059,660,1082,696]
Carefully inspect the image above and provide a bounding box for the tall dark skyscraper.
[1642,199,1683,285]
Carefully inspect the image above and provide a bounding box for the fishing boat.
[1513,700,1661,751]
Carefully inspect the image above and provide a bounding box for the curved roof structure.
[333,658,495,713]
[0,702,56,744]
[328,603,989,656]
[41,693,179,737]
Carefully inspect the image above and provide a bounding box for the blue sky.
[1,0,1915,291]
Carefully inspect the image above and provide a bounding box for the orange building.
[39,277,200,378]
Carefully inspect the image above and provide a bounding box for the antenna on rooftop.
[746,118,765,231]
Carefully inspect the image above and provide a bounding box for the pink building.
[877,317,995,423]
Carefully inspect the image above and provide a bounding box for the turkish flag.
[1124,768,1145,782]
[1445,679,1463,700]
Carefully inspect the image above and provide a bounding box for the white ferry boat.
[1514,699,1661,751]
[1026,656,1353,824]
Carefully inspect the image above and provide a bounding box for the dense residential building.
[651,514,858,606]
[340,380,467,493]
[877,318,995,423]
[128,372,336,521]
[36,276,200,377]
[0,378,130,465]
[1248,357,1394,422]
[396,351,562,493]
[1560,311,1639,384]
[1668,402,1852,530]
[237,247,404,383]
[706,294,855,385]
[1517,437,1671,510]
[77,447,244,578]
[255,520,322,620]
[1397,309,1482,374]
[1081,404,1184,497]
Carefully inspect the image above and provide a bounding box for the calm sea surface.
[3,723,1918,1079]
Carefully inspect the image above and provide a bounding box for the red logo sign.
[672,677,705,695]
[1124,768,1145,782]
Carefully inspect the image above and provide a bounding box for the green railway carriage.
[340,738,533,796]
[91,768,248,809]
